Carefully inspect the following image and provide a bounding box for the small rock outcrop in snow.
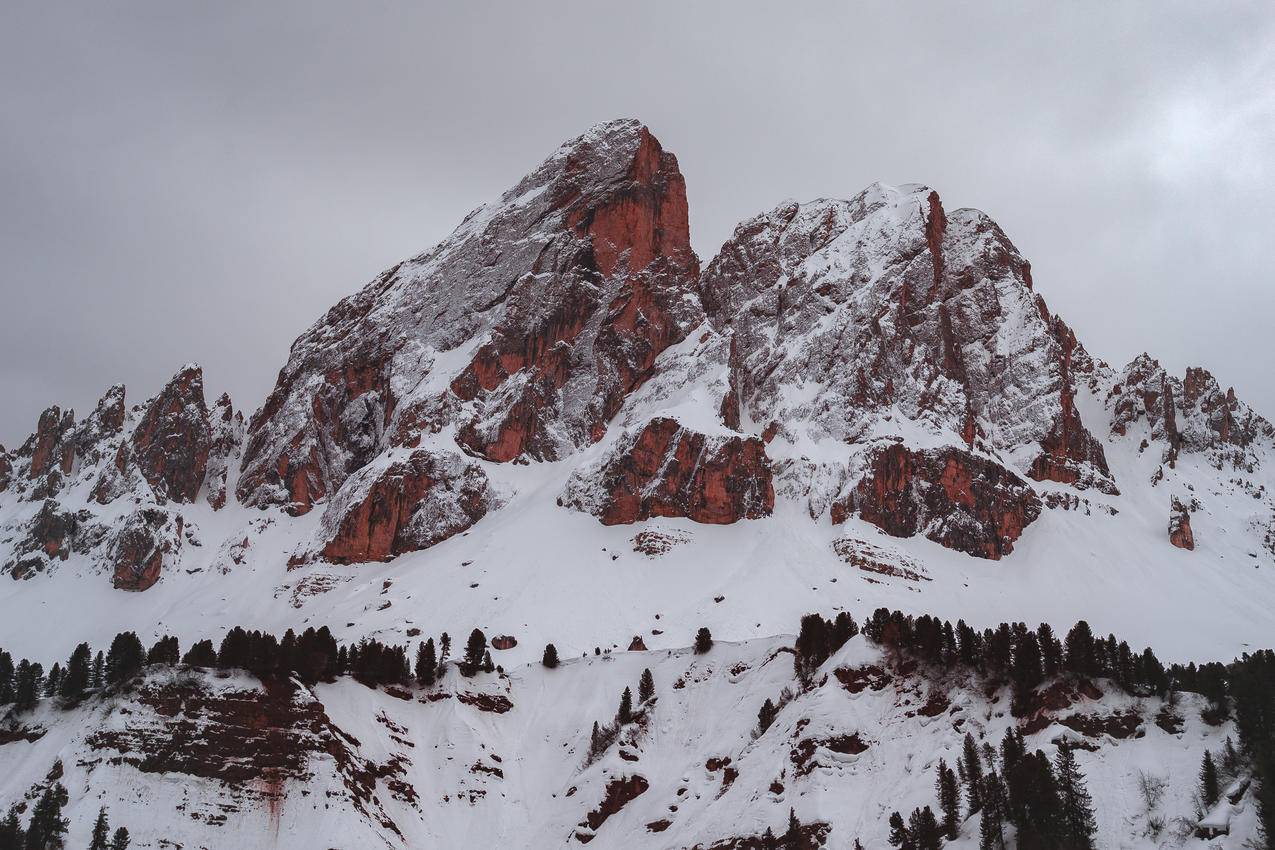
[304,449,498,565]
[831,442,1042,559]
[561,417,773,525]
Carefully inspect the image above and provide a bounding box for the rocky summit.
[2,120,1274,849]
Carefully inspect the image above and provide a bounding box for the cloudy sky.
[1,3,1272,445]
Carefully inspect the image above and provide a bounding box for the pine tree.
[1054,744,1097,850]
[617,687,633,724]
[90,651,104,690]
[437,633,451,680]
[757,698,778,735]
[89,808,110,850]
[979,771,1007,850]
[784,808,801,849]
[937,759,960,839]
[462,629,486,676]
[1199,749,1220,808]
[105,632,145,687]
[59,643,91,703]
[1222,736,1241,775]
[887,811,910,848]
[13,660,42,712]
[482,650,494,674]
[694,627,713,654]
[181,639,217,668]
[110,826,130,850]
[542,643,559,669]
[908,806,941,850]
[0,651,13,705]
[43,663,62,698]
[962,732,984,814]
[0,806,22,850]
[415,639,437,686]
[589,721,604,758]
[25,783,68,849]
[761,827,776,850]
[638,668,655,704]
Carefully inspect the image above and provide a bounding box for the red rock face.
[1029,317,1116,493]
[452,127,699,463]
[238,120,701,512]
[832,443,1041,559]
[132,365,213,504]
[574,417,773,526]
[1169,498,1195,551]
[314,450,495,565]
[27,405,76,482]
[112,508,183,592]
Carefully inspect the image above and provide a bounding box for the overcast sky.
[2,3,1272,446]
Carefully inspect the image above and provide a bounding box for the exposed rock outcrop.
[1109,354,1273,468]
[131,365,212,503]
[238,120,701,513]
[112,508,184,591]
[204,393,245,510]
[1169,497,1195,551]
[307,450,497,565]
[699,186,1114,493]
[831,443,1041,559]
[561,417,773,525]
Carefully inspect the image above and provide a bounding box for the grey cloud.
[1,2,1272,444]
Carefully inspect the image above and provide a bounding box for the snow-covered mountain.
[1,119,1273,848]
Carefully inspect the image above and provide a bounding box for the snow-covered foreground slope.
[0,633,1259,848]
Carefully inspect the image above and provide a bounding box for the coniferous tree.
[105,632,145,687]
[13,660,42,712]
[59,643,91,703]
[415,639,437,686]
[936,759,960,839]
[0,651,13,705]
[887,811,911,849]
[617,687,633,724]
[761,827,776,850]
[694,627,713,654]
[24,783,68,849]
[1064,621,1097,678]
[962,732,984,814]
[908,806,941,850]
[1199,750,1220,809]
[1222,736,1241,776]
[783,808,801,850]
[182,639,217,668]
[482,650,494,674]
[795,614,830,677]
[109,827,129,850]
[90,651,104,690]
[89,808,110,850]
[542,644,559,669]
[0,806,22,850]
[43,663,62,698]
[1054,744,1097,850]
[589,721,604,759]
[758,698,778,735]
[437,633,451,679]
[462,629,486,676]
[638,668,655,704]
[146,636,180,666]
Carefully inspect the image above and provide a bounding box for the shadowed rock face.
[563,417,774,526]
[311,450,497,564]
[132,365,212,503]
[237,120,701,514]
[832,443,1042,559]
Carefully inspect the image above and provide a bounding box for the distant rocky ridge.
[2,118,1272,592]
